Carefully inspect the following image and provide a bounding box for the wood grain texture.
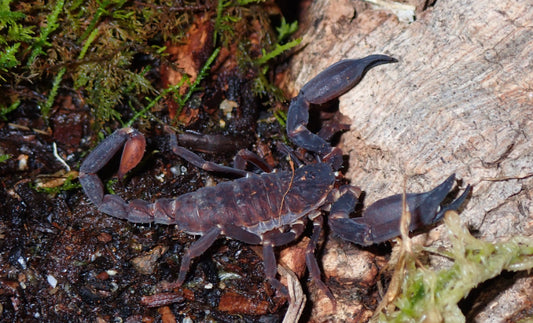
[288,0,532,321]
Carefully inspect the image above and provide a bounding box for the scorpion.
[79,54,471,304]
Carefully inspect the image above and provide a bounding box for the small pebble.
[47,275,58,288]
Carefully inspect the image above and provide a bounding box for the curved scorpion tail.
[79,128,146,219]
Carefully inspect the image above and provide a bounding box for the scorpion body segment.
[82,150,334,235]
[79,55,471,304]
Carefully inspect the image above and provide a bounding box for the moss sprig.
[26,0,64,65]
[376,212,533,323]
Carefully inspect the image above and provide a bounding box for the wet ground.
[0,86,291,322]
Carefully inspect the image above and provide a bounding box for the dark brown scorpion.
[79,55,471,303]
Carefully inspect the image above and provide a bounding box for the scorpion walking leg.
[262,243,288,295]
[260,223,306,296]
[168,126,273,174]
[233,149,273,172]
[176,132,245,155]
[176,227,222,285]
[169,131,249,177]
[223,225,262,244]
[305,215,336,306]
[265,222,306,246]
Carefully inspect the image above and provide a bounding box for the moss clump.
[376,212,533,323]
[1,0,300,131]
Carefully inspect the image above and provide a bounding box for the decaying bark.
[288,0,532,321]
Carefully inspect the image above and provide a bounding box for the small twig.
[8,123,51,135]
[480,173,533,182]
[52,142,70,172]
[279,265,306,323]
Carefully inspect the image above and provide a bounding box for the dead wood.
[288,0,533,321]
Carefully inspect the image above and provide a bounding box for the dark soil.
[0,80,290,323]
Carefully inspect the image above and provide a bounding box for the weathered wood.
[289,0,532,321]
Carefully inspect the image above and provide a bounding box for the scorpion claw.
[287,55,397,160]
[80,127,146,206]
[298,55,398,104]
[329,174,471,246]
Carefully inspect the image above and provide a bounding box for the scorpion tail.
[79,127,146,210]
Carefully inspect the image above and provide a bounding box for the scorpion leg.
[256,222,307,297]
[176,227,222,285]
[262,243,288,295]
[264,221,306,247]
[329,174,471,246]
[223,225,262,244]
[169,130,273,176]
[286,55,397,162]
[233,149,273,173]
[169,131,249,177]
[305,215,336,306]
[176,132,246,155]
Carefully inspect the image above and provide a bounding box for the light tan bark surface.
[287,0,533,321]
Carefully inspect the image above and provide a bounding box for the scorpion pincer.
[79,54,471,304]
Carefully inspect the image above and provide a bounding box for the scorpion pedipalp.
[286,55,398,159]
[329,174,472,246]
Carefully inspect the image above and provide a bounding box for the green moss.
[1,0,300,133]
[73,51,154,126]
[0,0,34,77]
[377,212,533,323]
[33,171,81,195]
[0,99,19,120]
[250,17,301,102]
[26,0,64,65]
[172,47,221,123]
[273,109,287,127]
[0,154,11,163]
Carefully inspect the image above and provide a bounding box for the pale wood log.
[287,0,533,321]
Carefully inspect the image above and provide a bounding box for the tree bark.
[288,0,533,321]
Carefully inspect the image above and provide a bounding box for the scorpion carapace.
[79,55,471,305]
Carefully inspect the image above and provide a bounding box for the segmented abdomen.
[149,163,335,235]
